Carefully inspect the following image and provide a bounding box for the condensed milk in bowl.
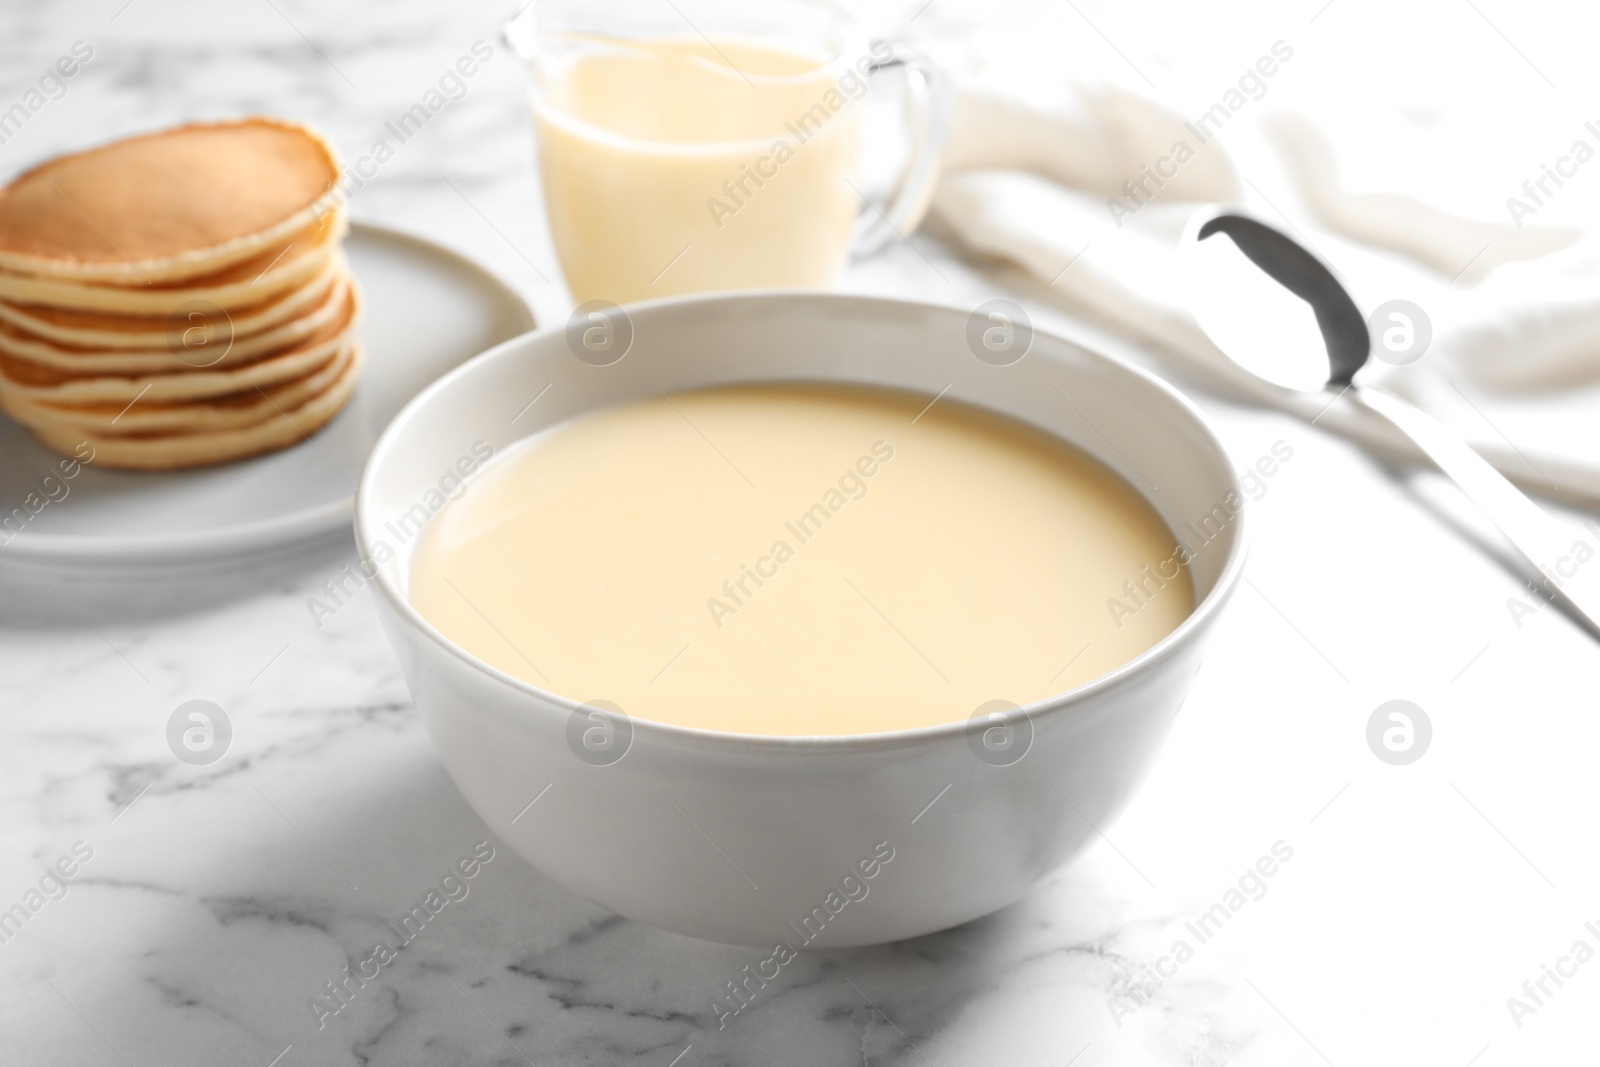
[357,291,1246,946]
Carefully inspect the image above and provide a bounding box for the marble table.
[4,0,1600,1064]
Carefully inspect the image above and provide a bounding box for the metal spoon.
[1183,207,1600,638]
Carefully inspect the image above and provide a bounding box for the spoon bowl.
[1188,212,1369,389]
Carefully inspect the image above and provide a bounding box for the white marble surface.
[4,0,1600,1064]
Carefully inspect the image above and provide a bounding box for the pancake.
[0,116,364,471]
[0,213,345,314]
[25,342,364,471]
[0,280,360,403]
[1,339,354,436]
[0,119,342,284]
[0,250,342,349]
[0,268,352,374]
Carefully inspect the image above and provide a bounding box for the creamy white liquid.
[533,35,861,304]
[410,384,1193,735]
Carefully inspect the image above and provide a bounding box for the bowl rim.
[356,289,1248,753]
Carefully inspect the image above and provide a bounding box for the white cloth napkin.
[926,76,1600,506]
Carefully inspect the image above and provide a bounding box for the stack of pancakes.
[0,118,361,470]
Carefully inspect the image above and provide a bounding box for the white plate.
[0,222,534,576]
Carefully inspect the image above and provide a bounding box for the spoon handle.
[1357,387,1600,638]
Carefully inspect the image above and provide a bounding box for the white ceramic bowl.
[357,291,1246,947]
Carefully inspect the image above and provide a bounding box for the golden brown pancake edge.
[0,118,344,285]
